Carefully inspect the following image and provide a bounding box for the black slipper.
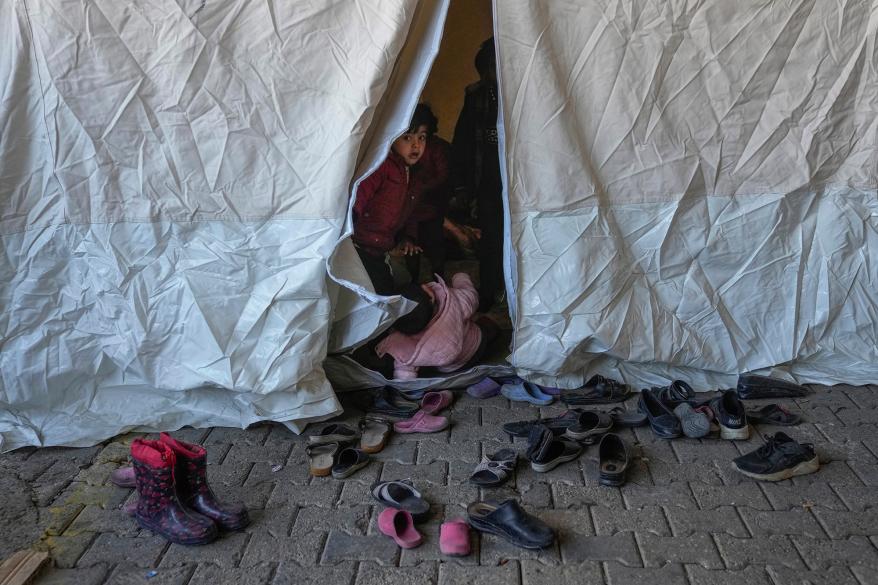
[370,479,430,522]
[370,386,420,418]
[561,375,630,405]
[598,433,629,487]
[746,404,801,426]
[469,449,517,487]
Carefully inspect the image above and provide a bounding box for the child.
[353,104,436,295]
[375,272,496,380]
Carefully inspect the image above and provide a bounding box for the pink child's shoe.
[421,390,454,415]
[393,410,450,434]
[440,519,471,556]
[378,508,423,549]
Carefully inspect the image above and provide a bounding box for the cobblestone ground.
[2,385,878,584]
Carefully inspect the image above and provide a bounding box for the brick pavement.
[2,384,878,584]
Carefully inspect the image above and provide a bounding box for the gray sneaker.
[674,403,711,438]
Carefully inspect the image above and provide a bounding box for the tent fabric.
[496,0,878,389]
[0,0,431,449]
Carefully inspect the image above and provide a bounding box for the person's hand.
[393,240,423,256]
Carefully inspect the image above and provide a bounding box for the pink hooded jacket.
[375,273,482,380]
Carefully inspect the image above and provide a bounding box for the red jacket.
[409,136,451,223]
[353,151,419,255]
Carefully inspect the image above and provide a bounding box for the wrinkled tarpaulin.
[0,0,438,449]
[498,0,878,389]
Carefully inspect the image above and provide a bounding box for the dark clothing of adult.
[452,80,504,310]
[407,136,452,280]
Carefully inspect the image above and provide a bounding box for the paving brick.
[321,531,400,565]
[483,482,552,509]
[690,482,772,510]
[240,531,325,566]
[417,483,479,506]
[35,564,109,585]
[40,533,96,569]
[738,508,827,538]
[520,560,603,585]
[560,532,640,566]
[38,503,86,537]
[244,505,297,537]
[439,560,521,585]
[672,439,742,463]
[268,480,341,508]
[478,532,561,565]
[647,460,726,486]
[638,532,723,569]
[273,561,358,585]
[591,505,670,536]
[843,386,878,409]
[631,434,679,463]
[356,562,439,585]
[104,563,194,585]
[382,461,447,485]
[714,535,805,570]
[766,565,860,585]
[605,561,687,585]
[623,483,697,510]
[851,566,878,585]
[761,482,847,511]
[832,485,878,512]
[686,565,772,585]
[581,453,653,487]
[66,504,139,537]
[664,505,749,537]
[77,533,166,568]
[817,423,878,444]
[553,484,624,509]
[418,438,479,463]
[517,456,583,487]
[292,504,371,535]
[204,426,271,447]
[377,440,419,464]
[791,535,878,570]
[791,461,863,487]
[848,460,878,487]
[160,531,249,567]
[190,563,274,585]
[243,460,311,489]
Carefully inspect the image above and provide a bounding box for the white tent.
[2,0,876,449]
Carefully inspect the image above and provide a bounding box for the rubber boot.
[131,439,218,545]
[160,433,250,531]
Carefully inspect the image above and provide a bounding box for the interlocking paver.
[3,385,878,583]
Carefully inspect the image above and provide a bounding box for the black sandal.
[561,375,631,405]
[469,449,517,487]
[746,404,801,426]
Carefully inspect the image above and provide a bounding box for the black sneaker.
[710,390,749,440]
[732,432,819,481]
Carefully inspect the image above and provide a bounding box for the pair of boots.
[130,432,249,545]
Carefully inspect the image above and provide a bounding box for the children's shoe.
[732,433,819,481]
[378,508,422,549]
[466,377,501,399]
[421,390,454,414]
[439,519,471,556]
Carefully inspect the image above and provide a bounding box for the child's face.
[391,125,428,166]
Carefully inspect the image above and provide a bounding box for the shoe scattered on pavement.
[746,404,802,426]
[439,519,471,556]
[378,508,422,549]
[674,403,712,438]
[598,433,629,487]
[732,432,819,481]
[564,410,613,443]
[469,448,517,487]
[467,499,555,549]
[711,390,750,440]
[736,374,809,399]
[501,380,555,406]
[527,424,583,472]
[502,409,584,437]
[371,479,431,522]
[639,389,682,439]
[561,375,631,406]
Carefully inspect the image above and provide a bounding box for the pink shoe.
[393,410,450,434]
[378,508,422,549]
[440,519,471,556]
[421,390,454,415]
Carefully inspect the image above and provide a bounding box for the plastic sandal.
[560,375,631,405]
[564,411,613,443]
[371,479,430,522]
[440,519,471,556]
[306,442,340,477]
[469,448,517,487]
[501,381,554,406]
[331,447,370,479]
[359,416,393,453]
[421,390,454,414]
[378,508,422,549]
[466,377,501,399]
[393,411,449,434]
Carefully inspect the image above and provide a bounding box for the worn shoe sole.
[467,518,552,550]
[332,458,370,479]
[720,423,750,440]
[530,450,582,473]
[733,455,819,482]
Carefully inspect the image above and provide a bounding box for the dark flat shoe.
[737,374,808,399]
[502,409,584,437]
[564,411,613,443]
[607,406,647,427]
[370,386,420,418]
[469,449,517,487]
[467,500,554,549]
[308,423,359,445]
[598,433,629,487]
[561,375,630,405]
[527,425,582,473]
[332,447,370,479]
[638,389,682,439]
[371,479,430,522]
[746,404,801,426]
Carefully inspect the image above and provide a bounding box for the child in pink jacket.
[375,273,490,380]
